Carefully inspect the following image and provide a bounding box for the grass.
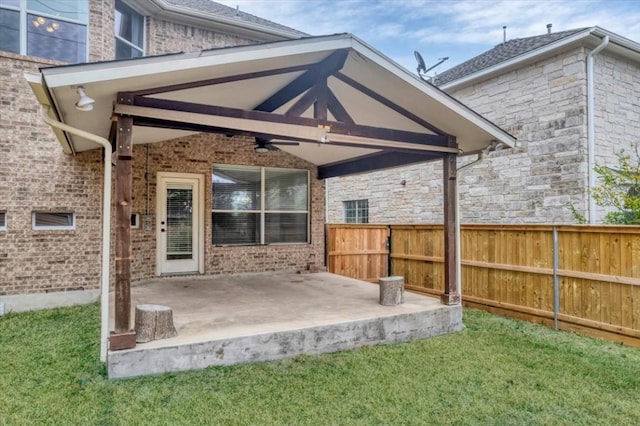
[1,305,639,425]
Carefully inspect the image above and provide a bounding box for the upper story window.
[0,0,88,63]
[115,0,144,59]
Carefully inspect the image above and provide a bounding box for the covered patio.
[26,33,514,374]
[109,272,461,378]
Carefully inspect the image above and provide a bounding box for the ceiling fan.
[254,137,299,153]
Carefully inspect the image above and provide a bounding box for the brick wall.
[1,0,317,298]
[327,47,591,224]
[0,53,104,296]
[127,134,325,282]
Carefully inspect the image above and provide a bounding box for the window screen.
[212,165,309,245]
[33,212,74,229]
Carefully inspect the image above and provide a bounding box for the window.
[32,212,75,230]
[115,0,144,59]
[0,0,88,63]
[344,199,368,223]
[131,213,140,229]
[212,165,309,245]
[0,211,6,230]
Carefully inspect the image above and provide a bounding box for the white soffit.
[33,34,515,159]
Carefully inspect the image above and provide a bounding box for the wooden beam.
[254,49,349,112]
[335,72,448,136]
[112,115,136,350]
[314,79,328,121]
[123,97,448,147]
[441,146,459,305]
[318,151,440,179]
[327,89,354,124]
[284,85,319,117]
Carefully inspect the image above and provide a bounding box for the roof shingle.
[434,28,589,86]
[164,0,308,37]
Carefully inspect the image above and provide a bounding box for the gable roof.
[434,28,588,86]
[436,27,640,90]
[26,34,515,178]
[127,0,306,40]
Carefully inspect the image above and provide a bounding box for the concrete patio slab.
[107,272,462,378]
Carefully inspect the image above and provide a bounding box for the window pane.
[26,0,88,22]
[115,38,143,59]
[0,8,20,54]
[265,169,308,211]
[27,13,86,62]
[265,213,307,244]
[34,212,73,227]
[0,211,5,228]
[0,1,21,8]
[213,167,260,211]
[115,0,143,47]
[212,212,260,245]
[166,188,193,260]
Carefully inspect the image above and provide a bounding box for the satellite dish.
[414,50,426,74]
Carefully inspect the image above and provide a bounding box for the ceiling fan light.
[254,146,269,154]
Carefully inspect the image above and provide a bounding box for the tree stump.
[379,276,404,306]
[134,304,178,343]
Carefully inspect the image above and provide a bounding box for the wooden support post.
[441,148,460,305]
[111,115,136,350]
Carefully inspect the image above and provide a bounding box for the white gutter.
[40,106,111,363]
[586,35,609,224]
[455,153,485,296]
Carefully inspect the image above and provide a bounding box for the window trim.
[114,0,145,59]
[32,211,75,230]
[0,0,89,62]
[212,165,310,246]
[0,211,6,231]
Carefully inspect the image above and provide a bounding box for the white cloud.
[213,0,640,70]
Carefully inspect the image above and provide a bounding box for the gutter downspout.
[455,152,484,296]
[587,35,609,224]
[41,106,112,363]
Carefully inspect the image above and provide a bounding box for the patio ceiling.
[26,34,515,178]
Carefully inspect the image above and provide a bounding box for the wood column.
[110,115,136,350]
[441,147,460,305]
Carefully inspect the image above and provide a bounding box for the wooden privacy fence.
[327,224,640,346]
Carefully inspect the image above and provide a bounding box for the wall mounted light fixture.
[74,86,95,112]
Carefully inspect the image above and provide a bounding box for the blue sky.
[216,0,640,76]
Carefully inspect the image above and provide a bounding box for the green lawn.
[1,304,639,425]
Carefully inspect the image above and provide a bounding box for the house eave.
[127,0,304,42]
[440,26,640,92]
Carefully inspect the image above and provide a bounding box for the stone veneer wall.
[0,0,307,297]
[592,51,640,221]
[327,46,591,224]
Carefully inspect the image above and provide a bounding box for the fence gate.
[326,224,390,282]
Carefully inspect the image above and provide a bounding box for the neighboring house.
[0,0,514,332]
[327,26,640,224]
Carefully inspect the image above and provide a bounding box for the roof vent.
[547,23,552,34]
[503,26,507,43]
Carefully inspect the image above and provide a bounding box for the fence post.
[553,226,559,331]
[387,225,392,277]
